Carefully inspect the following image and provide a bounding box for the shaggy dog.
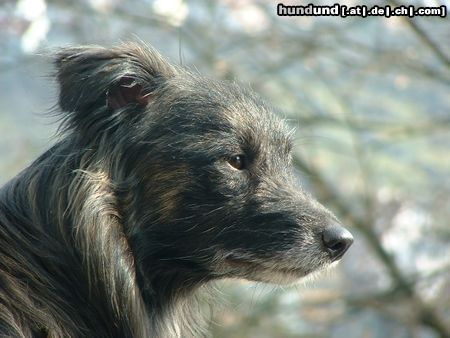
[0,43,353,337]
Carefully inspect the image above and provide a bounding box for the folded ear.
[54,42,177,128]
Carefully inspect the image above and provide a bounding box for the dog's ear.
[54,43,177,119]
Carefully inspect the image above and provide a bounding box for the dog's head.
[56,42,353,286]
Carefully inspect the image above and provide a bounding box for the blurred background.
[1,0,449,337]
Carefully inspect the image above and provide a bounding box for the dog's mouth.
[223,256,320,285]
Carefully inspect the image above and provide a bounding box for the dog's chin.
[223,257,336,286]
[245,267,309,286]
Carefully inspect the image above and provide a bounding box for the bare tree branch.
[390,0,450,69]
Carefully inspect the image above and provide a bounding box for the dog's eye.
[228,155,246,170]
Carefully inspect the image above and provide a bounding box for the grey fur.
[0,42,351,337]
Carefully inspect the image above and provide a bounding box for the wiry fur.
[0,42,348,337]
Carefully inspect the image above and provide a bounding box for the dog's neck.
[18,142,210,337]
[78,167,210,337]
[138,271,209,338]
[119,189,211,337]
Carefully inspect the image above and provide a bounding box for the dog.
[0,42,353,337]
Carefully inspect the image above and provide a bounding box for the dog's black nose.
[322,224,353,261]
